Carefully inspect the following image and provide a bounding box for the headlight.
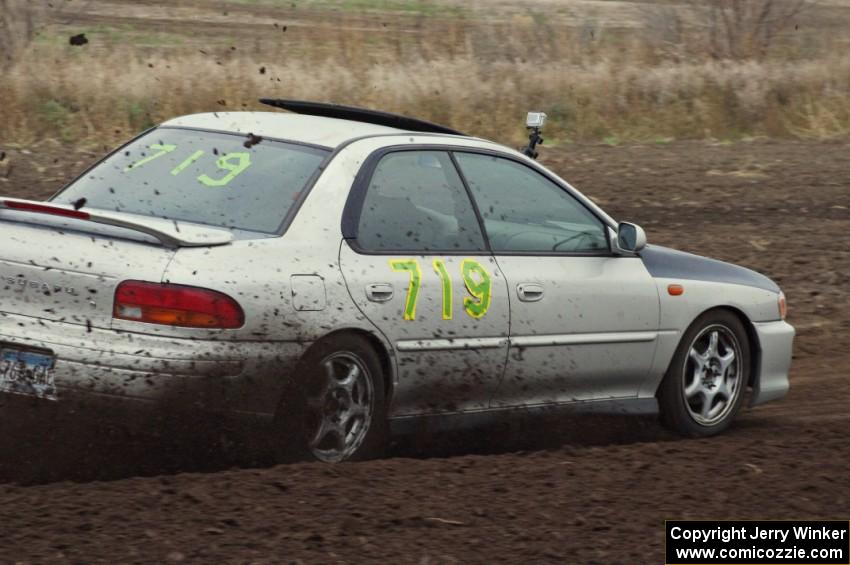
[778,291,787,320]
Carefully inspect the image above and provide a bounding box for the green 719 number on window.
[124,144,252,187]
[389,258,492,321]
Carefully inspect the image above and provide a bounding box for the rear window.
[53,127,328,233]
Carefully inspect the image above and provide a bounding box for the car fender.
[636,245,783,398]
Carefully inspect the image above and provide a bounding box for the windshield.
[53,127,329,234]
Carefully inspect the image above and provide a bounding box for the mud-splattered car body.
[0,105,794,458]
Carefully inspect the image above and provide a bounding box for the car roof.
[161,111,456,149]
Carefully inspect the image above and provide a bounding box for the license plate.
[0,348,58,400]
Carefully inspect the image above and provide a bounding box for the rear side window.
[356,151,486,252]
[53,128,328,234]
[454,153,608,254]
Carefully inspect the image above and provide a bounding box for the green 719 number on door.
[389,258,492,321]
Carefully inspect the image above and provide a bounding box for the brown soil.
[0,139,848,563]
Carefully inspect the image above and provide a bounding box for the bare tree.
[644,4,686,62]
[706,0,807,60]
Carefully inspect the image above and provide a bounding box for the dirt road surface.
[0,140,848,563]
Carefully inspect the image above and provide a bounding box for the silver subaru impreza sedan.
[0,100,794,462]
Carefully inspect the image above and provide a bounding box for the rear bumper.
[0,313,307,417]
[750,320,795,406]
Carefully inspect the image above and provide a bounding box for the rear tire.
[274,333,387,463]
[658,310,751,437]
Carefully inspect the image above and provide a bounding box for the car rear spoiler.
[0,198,234,248]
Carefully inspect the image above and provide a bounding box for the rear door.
[453,152,660,407]
[338,149,510,417]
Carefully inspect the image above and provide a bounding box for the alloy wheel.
[681,324,744,426]
[303,352,374,462]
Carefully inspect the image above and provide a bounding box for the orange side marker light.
[668,284,684,296]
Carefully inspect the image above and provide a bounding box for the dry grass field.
[2,0,850,146]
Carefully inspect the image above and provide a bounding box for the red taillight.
[113,281,244,329]
[2,200,91,220]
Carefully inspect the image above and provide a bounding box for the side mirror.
[614,222,647,253]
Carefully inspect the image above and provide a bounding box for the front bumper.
[750,320,795,406]
[0,313,307,417]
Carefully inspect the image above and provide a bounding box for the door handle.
[517,283,544,302]
[365,283,394,303]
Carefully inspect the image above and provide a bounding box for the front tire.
[274,334,387,462]
[658,310,751,437]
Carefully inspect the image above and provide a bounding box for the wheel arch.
[271,327,393,462]
[301,327,396,403]
[655,304,761,435]
[692,305,761,390]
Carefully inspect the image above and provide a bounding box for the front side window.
[356,151,486,252]
[53,128,328,234]
[454,153,608,254]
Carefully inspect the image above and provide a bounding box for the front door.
[338,149,510,417]
[452,152,660,407]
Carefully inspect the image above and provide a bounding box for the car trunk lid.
[0,204,230,329]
